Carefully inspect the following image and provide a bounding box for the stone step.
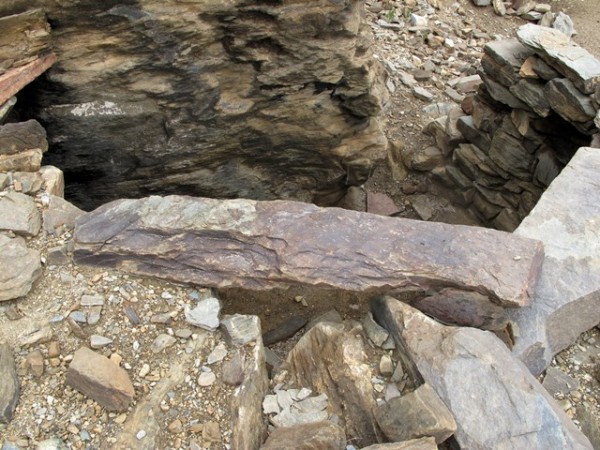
[73,197,544,311]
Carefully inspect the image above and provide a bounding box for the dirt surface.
[1,0,600,449]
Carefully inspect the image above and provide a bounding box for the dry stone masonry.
[422,24,600,231]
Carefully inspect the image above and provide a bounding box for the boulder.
[375,383,457,444]
[360,438,437,450]
[283,322,380,447]
[0,120,48,156]
[0,344,19,423]
[2,1,388,210]
[42,195,84,236]
[0,191,41,237]
[508,147,600,375]
[66,347,134,411]
[73,196,544,310]
[0,234,42,301]
[372,297,593,449]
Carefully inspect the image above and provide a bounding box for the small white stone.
[136,430,146,440]
[198,371,216,387]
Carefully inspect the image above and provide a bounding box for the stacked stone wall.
[427,24,600,231]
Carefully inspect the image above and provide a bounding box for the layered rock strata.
[422,24,600,231]
[1,1,388,210]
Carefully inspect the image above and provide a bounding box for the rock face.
[508,147,600,375]
[0,191,41,236]
[0,234,42,301]
[73,196,543,311]
[372,297,594,450]
[1,1,387,210]
[65,347,135,412]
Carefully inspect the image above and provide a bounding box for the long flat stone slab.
[509,147,600,375]
[0,53,57,106]
[371,297,593,450]
[73,196,543,308]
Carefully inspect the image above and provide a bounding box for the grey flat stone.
[0,191,41,237]
[543,367,579,396]
[362,311,390,347]
[545,78,597,123]
[73,196,544,309]
[0,344,19,424]
[372,297,593,450]
[517,24,600,94]
[90,335,113,349]
[360,438,438,450]
[206,342,228,364]
[509,147,600,375]
[221,314,261,346]
[150,334,177,353]
[42,195,84,236]
[185,297,221,331]
[0,234,42,302]
[80,294,105,306]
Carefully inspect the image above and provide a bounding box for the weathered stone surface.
[372,297,594,450]
[74,196,544,308]
[456,116,491,152]
[0,120,48,156]
[221,314,261,347]
[488,130,535,181]
[229,318,269,450]
[366,191,402,216]
[261,421,346,450]
[66,347,134,411]
[543,367,579,397]
[0,149,43,174]
[375,383,456,444]
[0,344,19,423]
[39,166,65,197]
[3,1,387,210]
[284,322,380,447]
[25,349,45,377]
[0,9,51,72]
[42,195,84,236]
[185,297,221,331]
[508,147,600,375]
[0,234,42,301]
[360,438,437,450]
[517,24,600,94]
[545,78,597,123]
[509,79,551,117]
[0,191,41,237]
[406,288,509,331]
[481,74,530,110]
[483,39,533,87]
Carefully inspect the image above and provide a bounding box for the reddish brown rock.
[66,347,134,411]
[74,197,544,309]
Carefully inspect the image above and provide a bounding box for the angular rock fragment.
[42,195,84,236]
[0,234,42,301]
[375,383,456,444]
[74,196,544,308]
[372,297,593,449]
[185,297,221,331]
[261,421,346,450]
[545,78,597,124]
[284,322,381,447]
[509,147,600,375]
[66,347,134,411]
[0,120,48,156]
[517,24,600,94]
[229,316,269,450]
[222,314,261,347]
[0,344,19,423]
[0,191,41,237]
[262,316,307,346]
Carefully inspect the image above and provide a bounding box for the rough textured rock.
[517,24,600,94]
[260,421,346,450]
[0,120,48,156]
[0,344,19,424]
[508,147,600,375]
[375,383,456,444]
[0,191,41,237]
[65,347,135,412]
[229,316,269,450]
[73,196,544,309]
[0,234,42,301]
[262,316,307,347]
[372,297,594,450]
[1,1,387,210]
[360,437,438,450]
[42,195,84,236]
[283,322,380,447]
